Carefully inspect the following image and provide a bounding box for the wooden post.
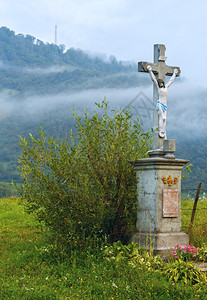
[188,182,202,234]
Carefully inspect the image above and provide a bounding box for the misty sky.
[0,0,207,86]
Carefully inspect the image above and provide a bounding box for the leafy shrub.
[103,241,164,272]
[103,241,140,262]
[17,100,152,251]
[163,259,204,285]
[196,243,207,262]
[127,250,164,272]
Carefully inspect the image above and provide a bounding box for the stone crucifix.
[138,44,181,149]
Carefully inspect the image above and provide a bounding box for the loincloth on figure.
[156,100,167,112]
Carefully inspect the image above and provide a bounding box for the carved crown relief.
[162,176,178,186]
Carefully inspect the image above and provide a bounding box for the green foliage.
[103,241,164,271]
[181,199,207,246]
[163,259,205,285]
[1,198,207,299]
[17,101,152,249]
[182,163,193,181]
[196,243,207,262]
[103,241,140,262]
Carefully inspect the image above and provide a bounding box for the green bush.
[17,100,152,251]
[163,259,204,285]
[103,241,164,271]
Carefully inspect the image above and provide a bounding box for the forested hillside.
[0,26,206,196]
[176,140,207,192]
[0,26,147,95]
[0,26,150,196]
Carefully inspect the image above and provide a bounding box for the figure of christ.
[147,65,178,139]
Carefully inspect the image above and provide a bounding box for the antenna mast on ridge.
[53,25,59,63]
[55,25,58,45]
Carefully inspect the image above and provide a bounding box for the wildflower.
[171,251,177,257]
[112,282,118,288]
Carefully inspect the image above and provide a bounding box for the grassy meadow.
[0,197,207,299]
[181,197,207,247]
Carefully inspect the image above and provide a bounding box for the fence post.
[188,182,202,234]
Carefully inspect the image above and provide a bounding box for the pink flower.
[172,251,177,257]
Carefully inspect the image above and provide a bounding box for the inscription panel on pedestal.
[163,189,178,218]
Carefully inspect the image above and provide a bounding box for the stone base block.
[131,231,189,255]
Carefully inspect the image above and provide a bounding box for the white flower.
[112,282,118,288]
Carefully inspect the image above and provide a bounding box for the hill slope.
[0,27,206,195]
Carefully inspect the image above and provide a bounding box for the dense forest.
[0,26,147,95]
[0,26,206,197]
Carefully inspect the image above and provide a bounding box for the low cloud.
[22,65,78,74]
[1,80,207,141]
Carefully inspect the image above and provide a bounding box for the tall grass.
[0,197,206,299]
[181,197,207,246]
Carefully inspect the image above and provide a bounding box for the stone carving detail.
[163,189,179,218]
[167,175,173,186]
[162,176,178,186]
[174,177,178,184]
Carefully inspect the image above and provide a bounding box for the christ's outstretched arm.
[166,69,178,88]
[147,65,159,89]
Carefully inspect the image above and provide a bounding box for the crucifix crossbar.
[138,44,181,83]
[138,44,181,150]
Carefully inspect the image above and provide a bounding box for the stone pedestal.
[130,140,189,253]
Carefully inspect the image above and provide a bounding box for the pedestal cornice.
[129,157,190,169]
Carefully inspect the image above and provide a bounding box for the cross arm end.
[166,67,181,77]
[138,62,156,73]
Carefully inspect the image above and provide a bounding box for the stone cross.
[138,44,181,149]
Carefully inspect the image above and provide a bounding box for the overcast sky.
[0,0,207,86]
